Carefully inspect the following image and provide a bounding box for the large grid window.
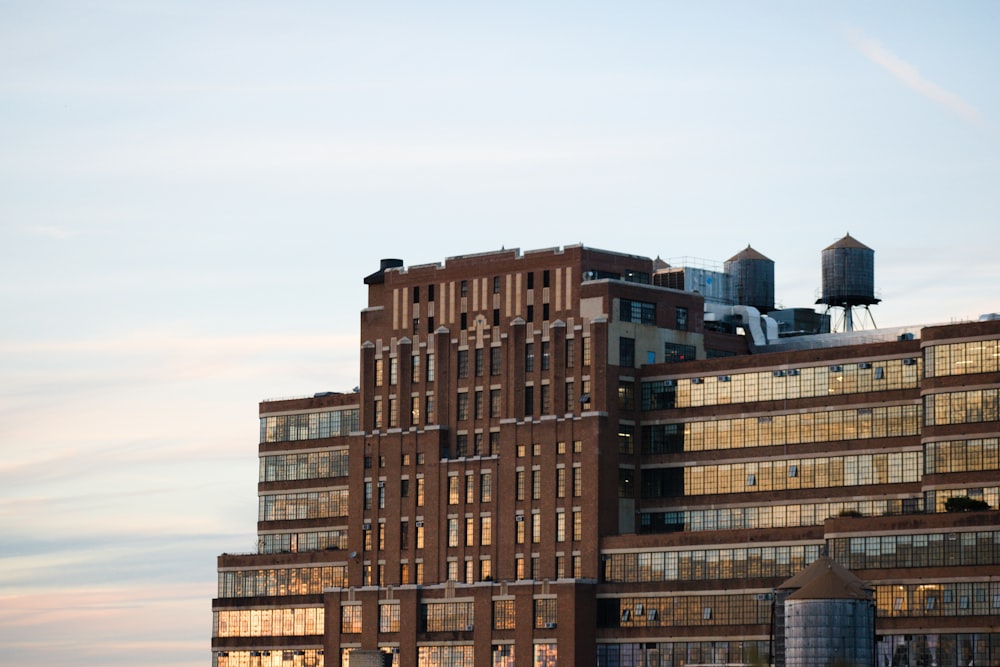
[926,338,1000,377]
[603,544,822,583]
[260,409,360,443]
[926,388,1000,426]
[831,529,1000,571]
[341,605,362,633]
[534,598,558,628]
[664,342,696,364]
[422,601,474,632]
[380,603,400,633]
[260,449,349,482]
[493,599,516,630]
[619,299,656,324]
[214,607,324,638]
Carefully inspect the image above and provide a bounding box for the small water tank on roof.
[818,234,878,307]
[725,245,775,312]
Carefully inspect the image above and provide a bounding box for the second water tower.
[816,233,879,331]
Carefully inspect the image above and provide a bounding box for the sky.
[1,1,998,665]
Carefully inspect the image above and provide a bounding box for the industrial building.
[212,237,1000,667]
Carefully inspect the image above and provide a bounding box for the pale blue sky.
[1,2,998,665]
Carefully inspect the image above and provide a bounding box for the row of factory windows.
[830,527,1000,571]
[254,338,997,444]
[260,409,359,444]
[602,544,824,584]
[925,338,1000,378]
[639,497,923,534]
[673,450,922,497]
[214,607,323,638]
[875,581,1000,618]
[636,404,921,454]
[638,357,921,410]
[257,433,996,492]
[605,526,1000,586]
[218,565,347,598]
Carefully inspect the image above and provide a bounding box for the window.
[516,471,526,500]
[543,270,550,288]
[481,516,492,546]
[466,474,475,503]
[448,518,459,547]
[479,472,493,503]
[474,390,484,419]
[556,468,566,498]
[428,284,435,301]
[412,355,420,383]
[525,343,535,372]
[466,517,475,546]
[457,392,469,420]
[389,357,398,385]
[543,303,550,320]
[375,358,384,387]
[413,286,420,303]
[556,512,566,542]
[493,308,500,327]
[449,476,460,504]
[582,337,591,366]
[619,337,635,368]
[475,348,484,377]
[425,395,435,424]
[620,299,655,324]
[490,347,502,375]
[532,470,541,499]
[341,605,362,633]
[493,600,516,630]
[457,350,469,378]
[527,272,535,289]
[524,385,534,415]
[541,342,551,370]
[532,514,542,543]
[493,276,501,293]
[664,342,695,364]
[540,384,550,414]
[426,353,435,382]
[388,397,398,428]
[461,280,468,297]
[676,306,688,331]
[534,598,557,628]
[490,389,501,418]
[565,339,575,368]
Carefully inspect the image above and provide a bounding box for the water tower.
[725,245,775,312]
[816,233,879,332]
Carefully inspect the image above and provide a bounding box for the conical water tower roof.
[780,556,870,601]
[727,245,772,263]
[824,233,872,252]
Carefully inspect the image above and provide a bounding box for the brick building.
[213,243,1000,667]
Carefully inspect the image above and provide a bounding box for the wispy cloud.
[845,27,982,124]
[24,225,78,240]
